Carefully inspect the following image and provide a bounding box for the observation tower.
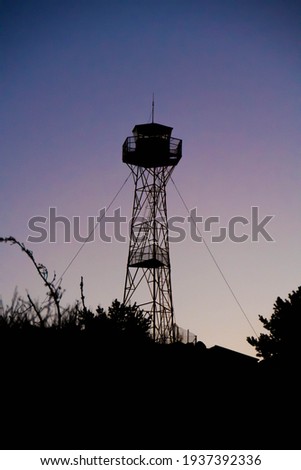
[122,112,182,342]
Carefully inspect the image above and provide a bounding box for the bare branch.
[80,276,87,315]
[1,236,62,327]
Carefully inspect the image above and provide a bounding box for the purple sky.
[1,0,300,355]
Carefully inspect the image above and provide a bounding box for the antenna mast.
[152,93,155,123]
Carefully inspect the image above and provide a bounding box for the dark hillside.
[1,330,298,450]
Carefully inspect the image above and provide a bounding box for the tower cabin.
[122,122,182,168]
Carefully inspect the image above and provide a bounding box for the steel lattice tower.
[122,119,182,342]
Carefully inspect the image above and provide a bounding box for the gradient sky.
[1,0,300,356]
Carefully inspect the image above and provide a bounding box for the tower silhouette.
[122,116,182,342]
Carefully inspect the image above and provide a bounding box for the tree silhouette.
[107,299,151,343]
[247,286,301,365]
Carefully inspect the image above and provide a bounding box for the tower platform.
[123,122,182,168]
